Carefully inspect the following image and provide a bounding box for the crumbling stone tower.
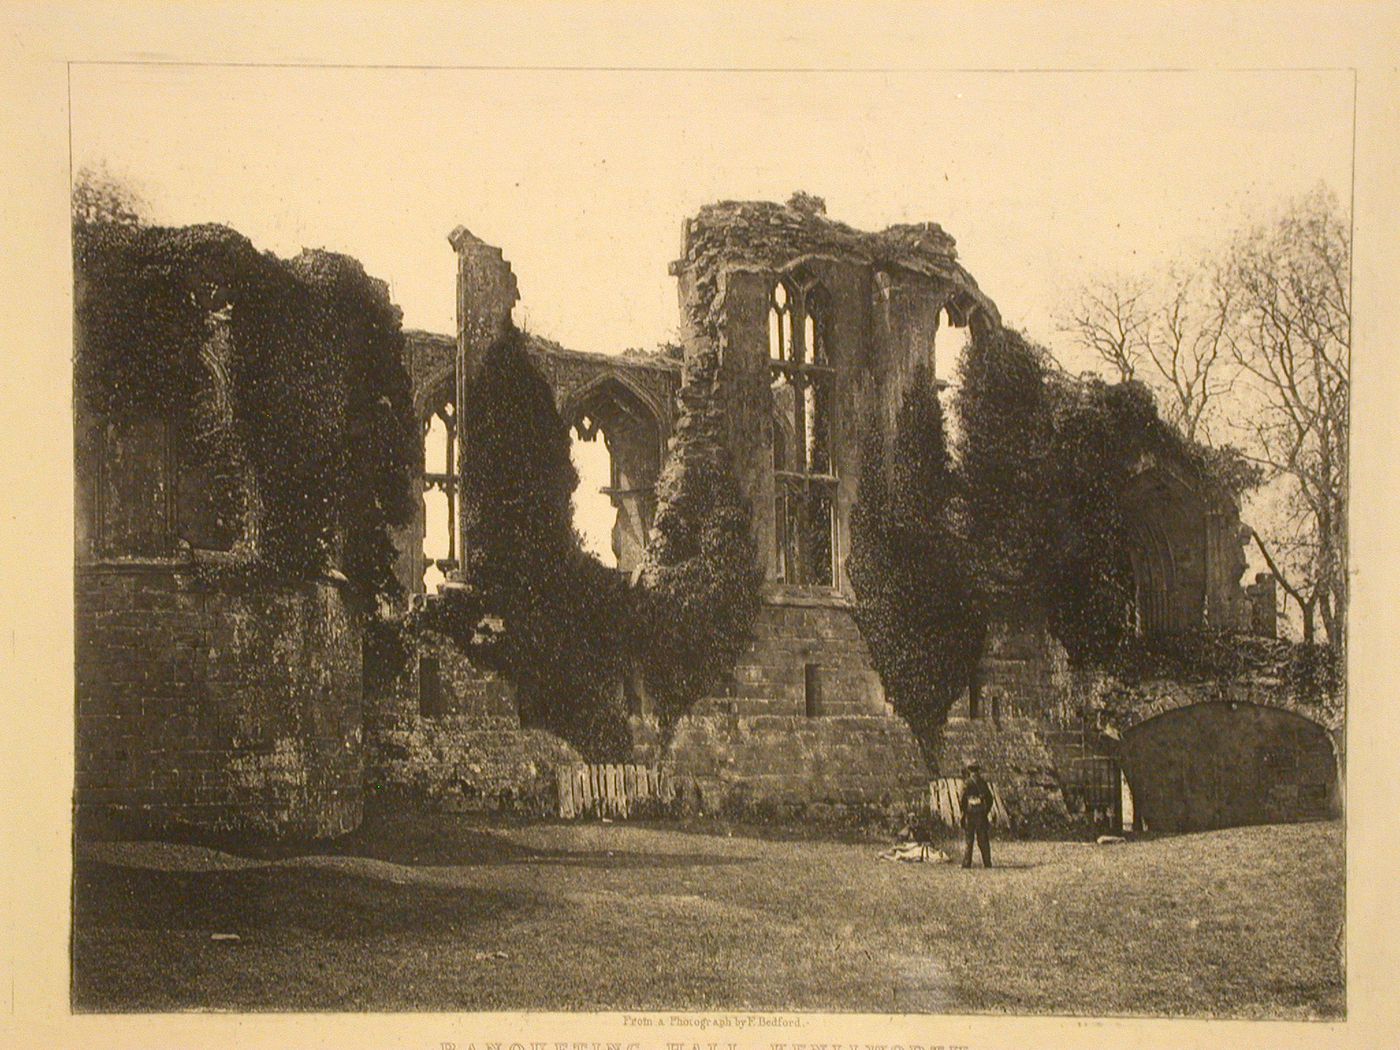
[655,195,1004,813]
[416,197,1011,815]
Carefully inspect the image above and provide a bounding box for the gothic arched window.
[768,280,795,363]
[421,395,458,592]
[769,275,838,587]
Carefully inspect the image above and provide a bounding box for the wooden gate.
[556,763,674,820]
[928,776,1011,829]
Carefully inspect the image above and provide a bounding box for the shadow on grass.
[195,820,756,871]
[85,819,757,873]
[73,860,538,938]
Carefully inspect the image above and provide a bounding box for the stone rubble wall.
[75,567,364,840]
[363,627,582,814]
[367,721,581,816]
[933,716,1069,828]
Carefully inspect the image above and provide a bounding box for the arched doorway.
[1120,701,1339,832]
[1121,459,1210,634]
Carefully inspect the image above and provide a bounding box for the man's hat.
[965,762,981,773]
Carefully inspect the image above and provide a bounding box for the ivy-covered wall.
[73,220,417,597]
[73,219,417,840]
[363,625,582,814]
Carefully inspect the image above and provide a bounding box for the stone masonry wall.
[1120,700,1339,832]
[664,714,927,822]
[715,593,888,718]
[933,717,1069,828]
[75,568,363,840]
[364,628,581,814]
[663,592,927,819]
[960,620,1073,724]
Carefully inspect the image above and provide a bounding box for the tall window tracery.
[769,275,837,587]
[421,396,458,592]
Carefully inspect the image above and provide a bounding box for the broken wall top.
[669,196,1001,337]
[672,197,968,282]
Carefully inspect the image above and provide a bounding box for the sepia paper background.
[2,2,1398,1047]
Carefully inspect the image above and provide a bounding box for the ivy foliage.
[415,324,632,761]
[72,219,417,604]
[1038,378,1148,664]
[1099,628,1344,726]
[953,326,1051,618]
[288,250,417,600]
[636,320,762,730]
[847,365,985,757]
[953,323,1266,669]
[637,421,763,730]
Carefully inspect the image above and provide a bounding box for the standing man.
[960,763,994,868]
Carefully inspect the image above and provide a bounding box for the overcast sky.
[70,63,1354,574]
[71,64,1352,376]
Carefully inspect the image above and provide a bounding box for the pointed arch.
[558,369,667,573]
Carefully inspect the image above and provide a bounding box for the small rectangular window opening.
[805,663,822,718]
[419,654,443,718]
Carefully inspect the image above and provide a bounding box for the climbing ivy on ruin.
[953,324,1265,669]
[418,324,632,760]
[637,328,763,730]
[288,250,418,602]
[953,326,1053,619]
[72,219,417,605]
[1038,377,1265,666]
[1037,376,1145,664]
[847,365,985,758]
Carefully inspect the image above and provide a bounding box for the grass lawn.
[72,817,1344,1018]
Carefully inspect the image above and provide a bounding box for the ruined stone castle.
[74,196,1338,840]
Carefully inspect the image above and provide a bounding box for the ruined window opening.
[91,417,175,558]
[937,305,971,384]
[806,285,830,365]
[418,654,443,718]
[804,663,823,718]
[768,280,794,362]
[769,277,838,586]
[84,367,241,560]
[571,418,618,568]
[566,380,664,576]
[422,397,458,592]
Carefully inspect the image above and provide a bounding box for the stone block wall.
[364,627,581,813]
[664,713,927,822]
[75,568,363,840]
[933,716,1069,827]
[1120,699,1339,832]
[662,592,927,820]
[711,593,888,718]
[959,621,1073,724]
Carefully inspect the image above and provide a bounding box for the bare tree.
[1061,271,1233,442]
[1221,186,1349,647]
[1060,278,1149,382]
[72,163,148,229]
[1136,269,1235,443]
